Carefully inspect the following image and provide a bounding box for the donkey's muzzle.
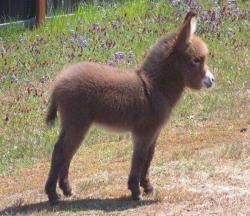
[202,70,214,88]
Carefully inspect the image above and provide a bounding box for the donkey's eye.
[193,58,202,64]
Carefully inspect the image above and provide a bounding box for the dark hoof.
[48,193,61,206]
[132,194,142,201]
[59,180,73,197]
[144,186,154,195]
[63,190,74,197]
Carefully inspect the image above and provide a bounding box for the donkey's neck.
[140,52,184,107]
[157,72,184,107]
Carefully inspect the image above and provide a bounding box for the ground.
[0,120,249,215]
[0,0,249,215]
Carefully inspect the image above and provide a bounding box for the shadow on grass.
[0,196,158,215]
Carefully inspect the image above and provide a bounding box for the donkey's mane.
[141,31,177,80]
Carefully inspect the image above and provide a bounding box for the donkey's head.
[174,12,214,90]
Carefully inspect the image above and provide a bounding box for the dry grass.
[154,187,201,204]
[0,120,249,215]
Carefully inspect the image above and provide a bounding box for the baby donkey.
[45,12,214,205]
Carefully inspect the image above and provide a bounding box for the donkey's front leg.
[140,142,156,194]
[128,132,156,200]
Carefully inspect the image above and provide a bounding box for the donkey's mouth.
[202,79,213,88]
[202,70,214,88]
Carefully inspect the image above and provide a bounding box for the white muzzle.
[202,70,214,88]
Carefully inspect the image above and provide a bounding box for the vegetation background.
[0,0,249,215]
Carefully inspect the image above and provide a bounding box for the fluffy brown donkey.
[45,12,214,205]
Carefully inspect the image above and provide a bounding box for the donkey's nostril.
[204,79,212,88]
[207,81,213,88]
[206,70,214,83]
[202,77,213,88]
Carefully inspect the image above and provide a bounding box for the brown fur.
[45,12,213,204]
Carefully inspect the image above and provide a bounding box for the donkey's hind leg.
[45,119,91,205]
[45,131,66,204]
[58,122,90,197]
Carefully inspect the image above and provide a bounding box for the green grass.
[0,0,249,176]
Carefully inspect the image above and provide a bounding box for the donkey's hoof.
[48,193,61,206]
[63,190,74,197]
[132,194,142,201]
[144,186,154,195]
[59,180,73,197]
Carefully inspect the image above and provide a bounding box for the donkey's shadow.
[1,197,157,215]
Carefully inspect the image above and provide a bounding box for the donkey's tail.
[46,92,58,127]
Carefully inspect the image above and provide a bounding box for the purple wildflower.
[78,36,88,48]
[226,0,234,9]
[114,51,125,60]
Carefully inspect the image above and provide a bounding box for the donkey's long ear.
[175,12,197,50]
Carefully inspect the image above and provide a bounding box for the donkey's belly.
[92,110,137,132]
[94,122,131,132]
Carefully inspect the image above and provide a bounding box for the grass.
[0,0,249,215]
